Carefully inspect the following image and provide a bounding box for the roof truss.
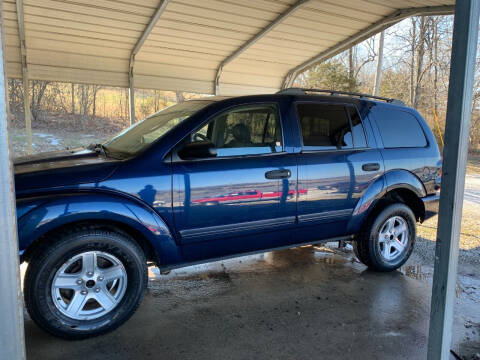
[129,0,169,123]
[214,0,310,95]
[282,5,455,88]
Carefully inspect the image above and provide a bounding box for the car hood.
[14,148,121,193]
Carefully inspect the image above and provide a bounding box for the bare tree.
[409,17,417,106]
[175,91,185,103]
[413,16,427,108]
[373,31,385,96]
[30,80,49,121]
[71,83,75,115]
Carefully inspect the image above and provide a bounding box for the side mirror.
[178,141,217,160]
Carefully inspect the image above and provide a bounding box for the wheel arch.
[18,192,182,266]
[22,219,157,265]
[347,170,427,234]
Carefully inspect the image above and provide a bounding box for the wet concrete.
[24,245,478,360]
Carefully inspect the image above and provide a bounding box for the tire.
[354,203,416,272]
[24,228,148,339]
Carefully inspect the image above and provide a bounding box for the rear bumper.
[422,193,440,220]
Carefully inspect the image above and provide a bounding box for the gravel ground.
[410,175,480,276]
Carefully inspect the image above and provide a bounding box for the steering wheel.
[194,133,209,142]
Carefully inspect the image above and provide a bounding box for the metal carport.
[0,0,476,359]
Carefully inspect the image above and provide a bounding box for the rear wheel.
[354,203,416,271]
[24,228,147,339]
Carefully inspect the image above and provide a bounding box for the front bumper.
[422,193,440,221]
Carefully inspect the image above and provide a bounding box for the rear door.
[294,102,383,241]
[171,101,297,261]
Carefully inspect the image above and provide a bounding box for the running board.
[157,234,355,273]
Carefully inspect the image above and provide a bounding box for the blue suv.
[15,89,441,339]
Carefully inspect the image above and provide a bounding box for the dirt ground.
[11,127,115,156]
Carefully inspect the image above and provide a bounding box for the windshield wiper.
[87,143,108,157]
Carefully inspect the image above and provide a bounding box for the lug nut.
[97,276,104,281]
[76,279,83,285]
[80,290,88,295]
[87,271,94,277]
[95,288,100,293]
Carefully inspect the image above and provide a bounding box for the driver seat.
[225,123,252,147]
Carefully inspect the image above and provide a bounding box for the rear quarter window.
[373,107,427,148]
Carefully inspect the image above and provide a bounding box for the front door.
[171,102,297,261]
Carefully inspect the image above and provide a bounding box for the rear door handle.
[265,169,291,179]
[362,163,380,172]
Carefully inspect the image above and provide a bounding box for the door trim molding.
[298,208,352,224]
[179,216,297,243]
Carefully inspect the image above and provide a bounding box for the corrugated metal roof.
[2,0,455,95]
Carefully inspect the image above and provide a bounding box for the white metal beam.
[427,0,479,359]
[129,0,169,125]
[0,4,26,358]
[214,0,310,95]
[16,0,31,153]
[282,5,455,88]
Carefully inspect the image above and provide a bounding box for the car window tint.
[193,104,283,157]
[347,106,368,148]
[373,107,427,148]
[297,103,353,150]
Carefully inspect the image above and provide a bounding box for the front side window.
[297,103,353,150]
[190,104,283,157]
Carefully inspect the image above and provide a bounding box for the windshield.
[104,100,213,156]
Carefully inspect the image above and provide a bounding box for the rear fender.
[383,169,427,198]
[346,175,386,234]
[346,169,426,234]
[17,193,182,265]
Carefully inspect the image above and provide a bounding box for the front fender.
[346,169,426,234]
[17,193,182,265]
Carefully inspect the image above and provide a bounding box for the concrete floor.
[24,245,478,360]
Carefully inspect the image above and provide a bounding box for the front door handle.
[265,169,291,179]
[362,163,380,172]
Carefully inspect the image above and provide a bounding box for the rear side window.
[297,103,353,150]
[374,108,427,148]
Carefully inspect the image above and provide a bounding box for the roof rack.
[277,88,405,106]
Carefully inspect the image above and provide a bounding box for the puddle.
[148,270,232,301]
[146,245,361,306]
[453,320,480,359]
[148,245,351,282]
[400,265,433,281]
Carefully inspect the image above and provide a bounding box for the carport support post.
[128,59,135,126]
[16,0,32,153]
[0,9,26,360]
[427,0,479,359]
[22,72,31,152]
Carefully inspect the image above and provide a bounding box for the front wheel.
[24,228,147,339]
[354,203,416,272]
